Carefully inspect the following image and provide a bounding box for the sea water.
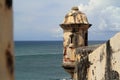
[15,41,105,80]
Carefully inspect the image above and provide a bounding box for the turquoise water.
[15,41,105,80]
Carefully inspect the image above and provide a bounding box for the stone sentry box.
[60,6,120,80]
[60,7,91,78]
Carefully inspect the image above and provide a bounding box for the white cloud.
[14,0,81,40]
[78,0,120,32]
[13,0,120,40]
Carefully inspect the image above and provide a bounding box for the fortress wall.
[0,0,14,80]
[75,32,120,80]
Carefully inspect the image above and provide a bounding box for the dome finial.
[71,6,79,11]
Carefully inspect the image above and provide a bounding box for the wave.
[48,77,72,80]
[60,78,73,80]
[50,77,72,80]
[15,53,62,57]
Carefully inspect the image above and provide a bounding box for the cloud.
[13,0,82,40]
[79,0,120,31]
[13,0,120,40]
[78,0,120,40]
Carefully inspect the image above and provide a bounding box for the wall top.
[62,6,89,24]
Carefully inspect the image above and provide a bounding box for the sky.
[13,0,120,41]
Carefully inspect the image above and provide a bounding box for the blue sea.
[15,41,105,80]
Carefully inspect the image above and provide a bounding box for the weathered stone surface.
[0,0,14,80]
[88,44,106,80]
[60,6,120,80]
[88,32,120,80]
[62,7,89,24]
[76,44,101,54]
[60,7,91,79]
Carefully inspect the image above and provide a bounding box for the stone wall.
[0,0,14,80]
[75,32,120,80]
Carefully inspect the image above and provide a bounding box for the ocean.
[15,41,105,80]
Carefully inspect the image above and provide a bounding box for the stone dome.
[62,7,89,24]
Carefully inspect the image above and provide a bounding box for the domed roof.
[62,7,89,24]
